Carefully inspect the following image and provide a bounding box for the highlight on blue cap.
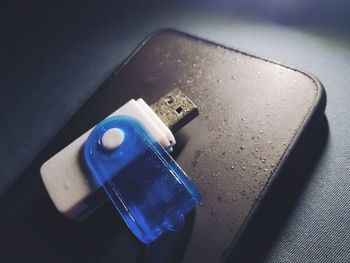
[83,115,201,244]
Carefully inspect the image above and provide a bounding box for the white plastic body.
[40,99,175,219]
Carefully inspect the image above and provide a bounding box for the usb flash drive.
[40,89,201,244]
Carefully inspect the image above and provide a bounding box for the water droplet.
[242,166,246,170]
[240,146,245,150]
[217,79,223,83]
[231,166,234,170]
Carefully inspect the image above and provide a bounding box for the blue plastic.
[84,115,201,244]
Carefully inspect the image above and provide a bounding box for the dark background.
[1,0,350,262]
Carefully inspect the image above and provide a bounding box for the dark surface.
[1,1,350,262]
[0,28,325,263]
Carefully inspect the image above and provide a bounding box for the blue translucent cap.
[84,116,201,244]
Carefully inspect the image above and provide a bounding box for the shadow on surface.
[0,173,196,263]
[0,181,142,263]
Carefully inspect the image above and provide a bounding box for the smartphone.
[0,29,326,263]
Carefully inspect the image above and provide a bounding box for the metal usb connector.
[151,89,199,133]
